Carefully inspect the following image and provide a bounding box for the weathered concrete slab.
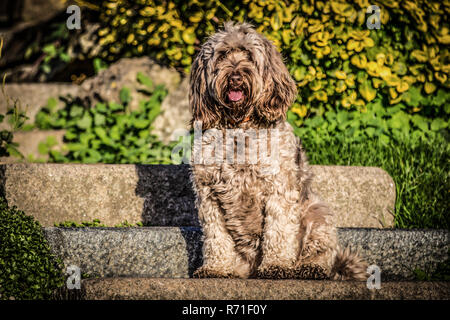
[312,166,395,228]
[43,227,449,281]
[44,227,202,279]
[1,163,396,228]
[1,163,149,226]
[73,278,450,300]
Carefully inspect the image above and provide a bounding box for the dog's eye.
[216,53,226,62]
[215,49,230,62]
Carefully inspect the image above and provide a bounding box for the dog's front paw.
[256,264,298,279]
[294,263,329,280]
[193,265,236,279]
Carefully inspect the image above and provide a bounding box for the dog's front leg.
[256,191,301,279]
[193,186,248,278]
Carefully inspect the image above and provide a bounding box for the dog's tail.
[330,247,368,281]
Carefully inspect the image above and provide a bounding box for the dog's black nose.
[230,74,242,85]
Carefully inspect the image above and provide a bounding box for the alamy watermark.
[366,5,381,30]
[171,121,281,175]
[66,5,81,30]
[366,264,381,289]
[64,4,381,32]
[64,263,381,290]
[66,265,81,290]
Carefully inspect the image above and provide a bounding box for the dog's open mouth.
[228,90,243,102]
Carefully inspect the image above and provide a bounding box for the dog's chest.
[218,163,276,193]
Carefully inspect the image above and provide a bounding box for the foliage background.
[33,73,174,164]
[86,0,449,135]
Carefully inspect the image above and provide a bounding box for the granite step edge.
[56,277,450,300]
[43,227,450,281]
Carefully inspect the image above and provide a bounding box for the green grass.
[54,219,144,228]
[303,135,449,229]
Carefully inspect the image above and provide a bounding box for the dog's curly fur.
[189,22,368,280]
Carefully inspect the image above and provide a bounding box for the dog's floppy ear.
[257,38,297,122]
[189,49,220,129]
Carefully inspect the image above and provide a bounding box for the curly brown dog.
[189,22,367,280]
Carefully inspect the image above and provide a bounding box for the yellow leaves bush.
[87,0,449,118]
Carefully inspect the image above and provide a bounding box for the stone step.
[43,227,449,281]
[62,278,450,300]
[1,163,396,228]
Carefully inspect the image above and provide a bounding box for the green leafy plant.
[0,39,28,159]
[23,22,72,77]
[54,219,107,228]
[289,97,449,146]
[114,220,144,227]
[34,74,175,164]
[54,219,144,228]
[0,114,18,158]
[0,197,65,300]
[40,43,71,75]
[93,58,108,74]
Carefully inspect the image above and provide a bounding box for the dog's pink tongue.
[228,90,243,102]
